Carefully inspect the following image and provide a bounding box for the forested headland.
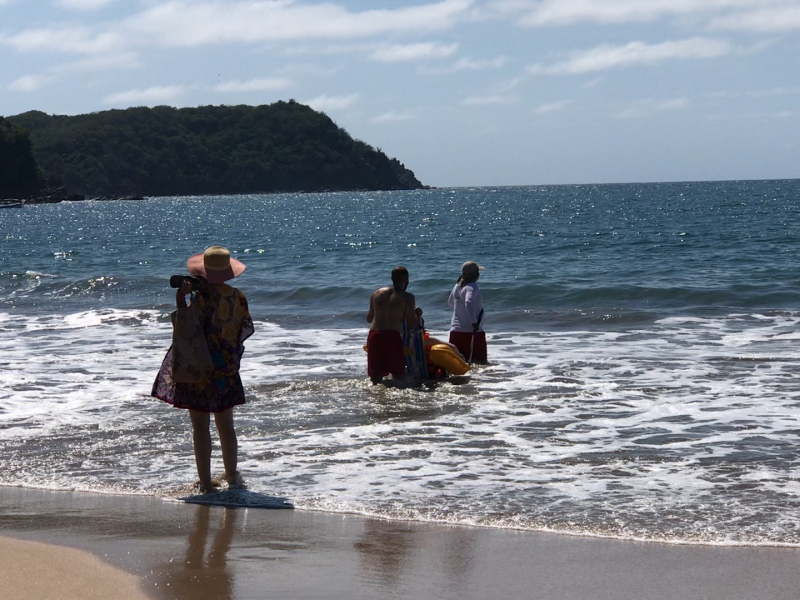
[0,117,41,199]
[3,101,424,199]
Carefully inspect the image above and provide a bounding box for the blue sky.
[1,0,799,187]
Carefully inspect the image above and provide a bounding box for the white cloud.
[453,56,508,70]
[372,111,418,123]
[710,110,794,120]
[281,42,366,58]
[526,38,733,76]
[304,93,359,112]
[710,6,800,32]
[54,0,115,10]
[103,85,186,105]
[59,52,142,72]
[615,97,690,118]
[277,63,339,78]
[654,97,690,110]
[370,42,458,63]
[515,0,775,26]
[467,0,536,20]
[707,86,800,99]
[533,99,573,114]
[214,77,292,92]
[461,94,520,105]
[0,0,474,59]
[124,0,474,46]
[7,74,57,92]
[420,55,507,74]
[0,27,123,54]
[508,0,800,36]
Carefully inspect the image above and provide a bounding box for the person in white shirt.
[448,261,486,363]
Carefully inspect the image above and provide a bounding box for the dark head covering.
[459,261,482,286]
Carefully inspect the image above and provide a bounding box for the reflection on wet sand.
[152,506,237,600]
[441,529,477,596]
[353,518,478,596]
[354,520,417,587]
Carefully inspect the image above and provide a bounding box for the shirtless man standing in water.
[366,266,418,385]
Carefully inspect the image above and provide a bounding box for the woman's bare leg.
[189,410,213,491]
[214,408,239,484]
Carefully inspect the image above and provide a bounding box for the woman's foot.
[196,480,218,494]
[225,471,246,490]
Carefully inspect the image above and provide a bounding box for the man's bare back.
[368,286,416,331]
[367,267,417,332]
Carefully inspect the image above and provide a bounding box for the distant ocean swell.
[3,270,796,328]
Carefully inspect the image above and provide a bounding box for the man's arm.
[405,294,418,330]
[367,292,375,323]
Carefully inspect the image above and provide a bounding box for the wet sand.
[2,486,800,600]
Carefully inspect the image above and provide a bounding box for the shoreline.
[4,185,436,207]
[2,487,800,599]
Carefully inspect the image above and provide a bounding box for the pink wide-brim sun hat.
[186,246,246,283]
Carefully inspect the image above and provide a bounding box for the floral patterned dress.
[152,282,254,413]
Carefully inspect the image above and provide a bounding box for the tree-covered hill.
[0,117,41,199]
[7,102,424,196]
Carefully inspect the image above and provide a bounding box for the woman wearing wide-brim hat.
[152,246,254,492]
[448,261,487,363]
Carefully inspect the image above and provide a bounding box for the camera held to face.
[169,275,205,291]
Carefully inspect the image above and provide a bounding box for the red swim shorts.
[448,331,487,363]
[367,330,405,381]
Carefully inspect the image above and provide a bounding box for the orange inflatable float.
[428,343,470,376]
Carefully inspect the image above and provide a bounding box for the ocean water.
[2,180,800,546]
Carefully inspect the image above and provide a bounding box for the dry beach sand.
[2,486,800,600]
[0,535,150,600]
